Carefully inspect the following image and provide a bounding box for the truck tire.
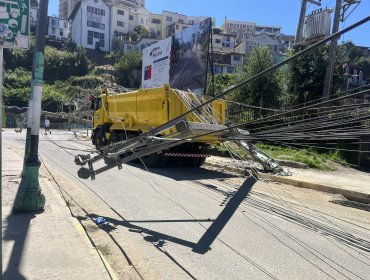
[94,130,103,150]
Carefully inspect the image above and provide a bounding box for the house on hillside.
[47,16,69,41]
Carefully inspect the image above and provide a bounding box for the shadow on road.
[131,164,239,181]
[89,176,256,255]
[2,211,41,279]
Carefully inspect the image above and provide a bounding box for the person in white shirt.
[44,117,51,135]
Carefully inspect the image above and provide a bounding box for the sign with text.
[0,0,30,49]
[142,36,172,89]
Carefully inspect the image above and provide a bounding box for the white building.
[70,0,111,52]
[30,7,38,27]
[47,16,69,41]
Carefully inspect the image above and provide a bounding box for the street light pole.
[14,0,49,211]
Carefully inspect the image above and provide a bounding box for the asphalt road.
[3,129,370,280]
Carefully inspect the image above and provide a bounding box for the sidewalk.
[205,156,370,204]
[2,145,113,279]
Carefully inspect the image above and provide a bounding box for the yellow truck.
[76,85,284,179]
[90,84,228,167]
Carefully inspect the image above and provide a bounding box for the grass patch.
[211,142,346,171]
[255,143,346,170]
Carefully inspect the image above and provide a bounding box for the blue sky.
[48,0,370,46]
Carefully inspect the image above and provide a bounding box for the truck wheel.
[94,130,103,150]
[196,157,206,167]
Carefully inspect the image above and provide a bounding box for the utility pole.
[322,0,361,100]
[296,0,321,43]
[14,0,49,211]
[322,0,342,100]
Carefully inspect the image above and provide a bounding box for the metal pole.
[296,0,308,43]
[14,0,49,212]
[322,0,342,100]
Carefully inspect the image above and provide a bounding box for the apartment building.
[149,13,163,39]
[221,18,256,42]
[255,24,281,36]
[161,10,187,38]
[47,16,70,41]
[211,33,244,74]
[70,0,111,52]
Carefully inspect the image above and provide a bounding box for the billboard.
[0,0,30,49]
[142,18,211,92]
[142,36,172,89]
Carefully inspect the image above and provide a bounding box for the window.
[213,65,223,74]
[87,31,105,47]
[64,21,68,28]
[117,21,124,27]
[141,18,144,24]
[166,16,172,22]
[129,15,134,20]
[188,20,194,25]
[227,66,234,73]
[151,18,161,24]
[176,24,179,30]
[87,31,93,45]
[50,27,55,35]
[215,39,221,44]
[117,9,124,15]
[87,6,105,16]
[231,30,237,36]
[50,18,59,27]
[87,20,105,30]
[233,55,240,61]
[60,30,63,36]
[178,19,183,24]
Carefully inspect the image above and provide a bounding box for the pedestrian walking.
[45,117,51,135]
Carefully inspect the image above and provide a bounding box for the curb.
[204,162,370,204]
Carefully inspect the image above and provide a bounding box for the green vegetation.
[255,143,345,170]
[234,46,282,107]
[212,142,346,170]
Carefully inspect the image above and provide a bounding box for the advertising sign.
[169,18,211,92]
[142,36,172,89]
[0,0,30,49]
[142,18,211,92]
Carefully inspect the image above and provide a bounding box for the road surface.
[3,129,370,280]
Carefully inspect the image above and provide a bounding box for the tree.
[235,46,281,108]
[134,25,149,39]
[44,46,89,83]
[206,73,236,96]
[212,28,223,34]
[288,43,345,104]
[114,51,142,88]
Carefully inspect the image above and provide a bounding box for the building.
[211,33,244,74]
[221,18,256,43]
[30,7,38,27]
[70,0,111,52]
[148,13,163,39]
[162,10,188,38]
[240,34,280,64]
[255,24,281,36]
[47,16,69,41]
